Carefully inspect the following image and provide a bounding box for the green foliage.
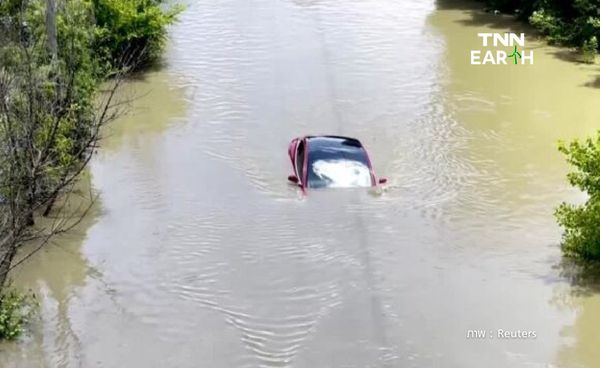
[0,0,100,202]
[1,0,181,72]
[1,0,179,306]
[92,0,182,70]
[0,0,180,213]
[555,132,600,260]
[0,289,37,341]
[581,36,598,63]
[482,0,600,56]
[529,9,568,44]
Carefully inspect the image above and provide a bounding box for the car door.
[295,139,306,186]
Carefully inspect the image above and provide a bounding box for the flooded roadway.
[2,0,600,367]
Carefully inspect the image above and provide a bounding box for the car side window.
[296,141,305,182]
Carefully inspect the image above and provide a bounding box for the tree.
[555,132,600,260]
[581,36,598,64]
[0,0,125,288]
[0,0,178,340]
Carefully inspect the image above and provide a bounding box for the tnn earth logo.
[470,33,534,65]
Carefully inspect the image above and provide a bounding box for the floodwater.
[2,0,600,367]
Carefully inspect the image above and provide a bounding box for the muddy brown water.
[2,0,600,367]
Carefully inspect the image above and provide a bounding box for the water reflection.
[102,71,188,151]
[0,68,187,367]
[0,174,97,368]
[552,260,600,368]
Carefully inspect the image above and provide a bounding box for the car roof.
[305,135,365,150]
[304,136,372,169]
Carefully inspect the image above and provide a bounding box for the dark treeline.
[482,0,600,58]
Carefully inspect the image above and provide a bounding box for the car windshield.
[306,137,373,188]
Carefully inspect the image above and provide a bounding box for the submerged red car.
[287,135,387,191]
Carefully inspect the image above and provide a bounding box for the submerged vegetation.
[0,289,36,341]
[556,132,600,261]
[481,0,600,61]
[0,0,179,340]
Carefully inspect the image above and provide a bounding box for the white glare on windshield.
[311,159,372,188]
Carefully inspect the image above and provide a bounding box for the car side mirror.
[288,175,299,184]
[378,177,387,184]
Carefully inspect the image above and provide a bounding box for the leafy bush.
[482,0,600,54]
[529,9,568,44]
[92,0,182,70]
[555,132,600,260]
[0,289,37,341]
[581,36,598,63]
